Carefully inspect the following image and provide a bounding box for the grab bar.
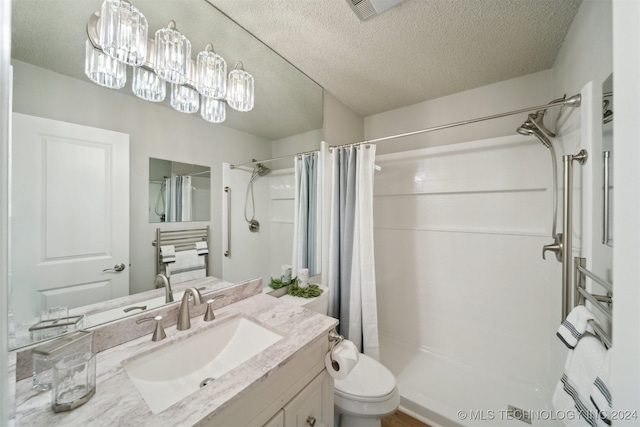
[603,151,611,245]
[224,186,231,257]
[562,149,588,319]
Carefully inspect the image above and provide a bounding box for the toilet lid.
[334,353,396,401]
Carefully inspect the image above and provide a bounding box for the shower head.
[516,120,552,148]
[528,111,556,138]
[255,163,271,176]
[516,120,535,137]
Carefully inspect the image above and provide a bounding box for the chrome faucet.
[177,287,203,330]
[155,274,173,303]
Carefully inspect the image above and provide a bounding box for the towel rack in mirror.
[152,226,209,275]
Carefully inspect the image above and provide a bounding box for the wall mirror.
[9,0,323,350]
[149,158,211,223]
[602,74,613,246]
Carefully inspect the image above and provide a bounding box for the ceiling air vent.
[346,0,406,21]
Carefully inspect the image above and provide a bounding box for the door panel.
[11,113,129,324]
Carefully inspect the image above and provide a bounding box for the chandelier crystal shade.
[195,44,227,99]
[84,1,254,125]
[84,40,126,89]
[171,84,200,113]
[98,0,148,66]
[132,67,166,102]
[154,21,191,85]
[226,62,254,112]
[201,97,226,123]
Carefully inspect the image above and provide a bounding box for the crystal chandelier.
[84,0,255,124]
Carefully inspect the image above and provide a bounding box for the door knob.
[103,263,126,272]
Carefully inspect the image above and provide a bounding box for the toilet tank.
[277,285,329,315]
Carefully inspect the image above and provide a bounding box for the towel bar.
[154,227,209,276]
[573,257,613,347]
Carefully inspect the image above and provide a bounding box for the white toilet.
[278,286,400,427]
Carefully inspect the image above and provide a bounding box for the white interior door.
[11,113,129,324]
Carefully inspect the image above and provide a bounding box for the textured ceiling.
[210,0,582,117]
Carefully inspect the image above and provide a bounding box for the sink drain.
[200,377,215,388]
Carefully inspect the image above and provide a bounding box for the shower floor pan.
[380,335,562,427]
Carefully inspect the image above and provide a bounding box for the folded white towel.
[590,350,612,425]
[195,241,208,255]
[552,334,607,427]
[166,249,206,283]
[160,245,175,263]
[557,306,595,349]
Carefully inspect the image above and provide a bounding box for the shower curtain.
[328,144,379,359]
[164,175,192,222]
[292,152,321,276]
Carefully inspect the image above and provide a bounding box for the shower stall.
[370,91,588,426]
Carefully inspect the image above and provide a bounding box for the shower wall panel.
[374,135,563,389]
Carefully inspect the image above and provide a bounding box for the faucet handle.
[136,315,167,341]
[204,299,216,322]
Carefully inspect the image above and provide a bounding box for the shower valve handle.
[542,233,563,262]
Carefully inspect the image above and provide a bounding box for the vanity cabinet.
[282,371,332,427]
[263,411,284,427]
[203,335,334,427]
[259,371,332,427]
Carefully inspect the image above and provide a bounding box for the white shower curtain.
[164,175,192,222]
[328,144,379,359]
[292,152,321,276]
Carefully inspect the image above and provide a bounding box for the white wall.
[0,0,11,421]
[11,60,271,296]
[271,129,322,170]
[366,70,553,155]
[322,92,364,145]
[611,0,640,417]
[552,0,613,290]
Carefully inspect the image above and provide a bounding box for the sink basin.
[123,316,283,414]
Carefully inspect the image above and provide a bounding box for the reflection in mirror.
[149,158,211,223]
[602,74,613,246]
[9,0,323,350]
[221,140,323,288]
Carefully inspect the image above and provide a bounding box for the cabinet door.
[283,371,333,427]
[263,410,285,427]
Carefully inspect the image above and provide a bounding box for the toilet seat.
[334,353,397,403]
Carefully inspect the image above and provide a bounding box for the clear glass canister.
[52,351,96,412]
[32,330,93,392]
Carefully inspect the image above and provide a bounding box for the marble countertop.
[13,293,338,426]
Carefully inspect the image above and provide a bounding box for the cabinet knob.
[306,415,316,426]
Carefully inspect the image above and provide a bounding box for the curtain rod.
[230,148,320,169]
[230,93,582,168]
[329,93,582,150]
